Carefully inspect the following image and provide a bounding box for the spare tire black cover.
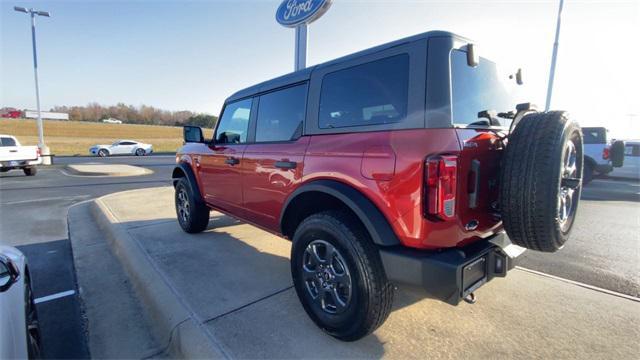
[500,111,583,252]
[610,140,625,168]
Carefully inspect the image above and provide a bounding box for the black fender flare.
[280,180,401,247]
[172,162,204,202]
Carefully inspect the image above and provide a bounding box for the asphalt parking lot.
[0,155,638,357]
[0,155,174,358]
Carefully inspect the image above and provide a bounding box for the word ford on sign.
[276,0,333,27]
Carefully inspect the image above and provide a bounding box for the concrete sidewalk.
[71,186,640,359]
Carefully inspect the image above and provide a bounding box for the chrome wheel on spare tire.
[500,111,583,252]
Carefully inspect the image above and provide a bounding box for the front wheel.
[98,149,109,157]
[25,276,42,359]
[175,177,210,233]
[291,210,394,341]
[135,148,145,156]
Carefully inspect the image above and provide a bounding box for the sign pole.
[545,0,564,111]
[294,24,308,71]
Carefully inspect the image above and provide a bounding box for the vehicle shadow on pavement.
[122,213,389,358]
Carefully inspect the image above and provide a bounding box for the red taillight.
[36,148,41,157]
[425,155,458,220]
[603,147,610,160]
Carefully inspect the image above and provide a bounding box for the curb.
[64,165,153,177]
[89,197,229,359]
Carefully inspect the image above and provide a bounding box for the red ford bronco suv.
[174,31,583,341]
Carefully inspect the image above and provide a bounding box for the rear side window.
[215,99,252,144]
[582,128,607,144]
[0,137,16,146]
[319,54,409,129]
[256,84,307,142]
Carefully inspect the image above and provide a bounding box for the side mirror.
[466,43,479,67]
[183,126,204,143]
[0,255,19,292]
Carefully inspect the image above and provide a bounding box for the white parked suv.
[0,246,41,359]
[0,135,42,176]
[89,140,153,157]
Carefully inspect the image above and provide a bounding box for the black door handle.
[274,160,297,170]
[225,157,240,166]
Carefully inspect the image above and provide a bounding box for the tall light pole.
[545,0,564,111]
[14,6,51,164]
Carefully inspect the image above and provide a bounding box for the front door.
[199,98,253,216]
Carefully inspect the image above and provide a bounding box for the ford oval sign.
[276,0,333,28]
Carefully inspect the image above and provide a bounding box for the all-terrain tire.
[291,210,394,341]
[175,177,210,233]
[23,167,37,176]
[610,140,625,168]
[500,111,583,252]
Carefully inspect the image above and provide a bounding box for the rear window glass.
[582,128,607,144]
[451,50,520,127]
[0,137,17,146]
[319,54,409,129]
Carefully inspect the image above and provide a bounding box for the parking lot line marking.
[34,290,76,304]
[515,266,640,302]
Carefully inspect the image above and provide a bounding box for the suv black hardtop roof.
[226,30,467,104]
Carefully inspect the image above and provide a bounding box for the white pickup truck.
[0,135,41,176]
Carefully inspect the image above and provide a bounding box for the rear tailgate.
[454,129,505,244]
[0,145,39,162]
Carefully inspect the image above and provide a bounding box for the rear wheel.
[291,210,393,341]
[23,167,37,176]
[500,111,583,252]
[175,177,210,233]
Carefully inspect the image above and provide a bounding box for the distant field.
[0,118,187,155]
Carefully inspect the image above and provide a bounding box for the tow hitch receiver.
[461,249,509,302]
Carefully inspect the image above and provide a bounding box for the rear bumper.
[380,232,523,305]
[0,158,41,169]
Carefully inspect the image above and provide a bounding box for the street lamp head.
[14,6,28,13]
[36,11,50,17]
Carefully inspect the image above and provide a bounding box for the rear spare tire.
[610,140,625,168]
[500,111,583,252]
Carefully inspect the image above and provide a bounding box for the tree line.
[50,103,218,128]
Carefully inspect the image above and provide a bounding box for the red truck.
[173,31,584,341]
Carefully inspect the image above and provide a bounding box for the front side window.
[256,84,307,142]
[319,54,409,129]
[451,50,521,127]
[215,99,252,144]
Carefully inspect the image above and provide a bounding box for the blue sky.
[1,0,639,137]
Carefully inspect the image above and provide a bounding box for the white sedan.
[89,140,153,157]
[0,246,41,359]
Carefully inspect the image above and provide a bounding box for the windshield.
[450,49,523,127]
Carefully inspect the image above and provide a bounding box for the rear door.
[242,83,309,230]
[198,98,253,215]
